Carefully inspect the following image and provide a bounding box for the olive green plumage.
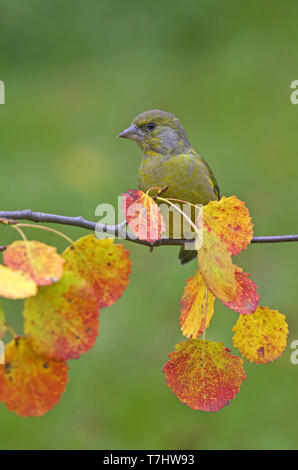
[119,109,220,264]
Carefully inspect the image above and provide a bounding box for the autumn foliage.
[0,192,288,416]
[0,235,131,416]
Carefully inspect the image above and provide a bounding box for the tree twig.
[0,209,297,247]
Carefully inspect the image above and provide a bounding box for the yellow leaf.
[232,306,288,363]
[197,228,259,314]
[198,227,236,301]
[24,271,99,361]
[204,196,253,255]
[180,271,215,338]
[0,264,37,299]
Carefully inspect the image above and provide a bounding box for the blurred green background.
[0,0,298,450]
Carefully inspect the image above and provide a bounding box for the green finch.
[118,109,220,264]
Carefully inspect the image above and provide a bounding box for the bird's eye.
[147,122,156,130]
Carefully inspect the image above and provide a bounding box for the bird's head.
[118,109,191,156]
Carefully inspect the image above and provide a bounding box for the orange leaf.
[232,306,288,363]
[24,271,99,360]
[180,271,215,338]
[204,196,253,255]
[122,189,166,242]
[0,337,68,417]
[62,235,131,308]
[0,264,37,299]
[4,240,64,286]
[163,339,246,412]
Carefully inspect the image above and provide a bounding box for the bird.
[118,109,220,264]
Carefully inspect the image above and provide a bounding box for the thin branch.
[0,209,297,247]
[250,235,298,243]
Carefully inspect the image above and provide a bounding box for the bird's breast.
[138,153,213,205]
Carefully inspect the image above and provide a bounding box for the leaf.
[0,337,68,417]
[122,189,166,241]
[62,235,131,308]
[232,306,288,363]
[163,339,246,412]
[197,227,237,301]
[24,271,99,360]
[180,271,215,338]
[0,305,6,340]
[204,196,253,255]
[197,228,259,314]
[3,240,64,286]
[0,264,37,299]
[222,266,260,315]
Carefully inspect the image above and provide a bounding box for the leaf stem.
[157,196,201,247]
[12,225,28,242]
[15,223,74,245]
[4,321,17,339]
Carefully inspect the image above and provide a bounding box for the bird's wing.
[198,154,220,200]
[187,151,220,204]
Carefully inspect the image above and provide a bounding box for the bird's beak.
[118,124,144,142]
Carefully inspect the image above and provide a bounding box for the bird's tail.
[178,246,197,264]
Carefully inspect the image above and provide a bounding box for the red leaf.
[163,339,246,412]
[222,267,260,315]
[122,189,165,242]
